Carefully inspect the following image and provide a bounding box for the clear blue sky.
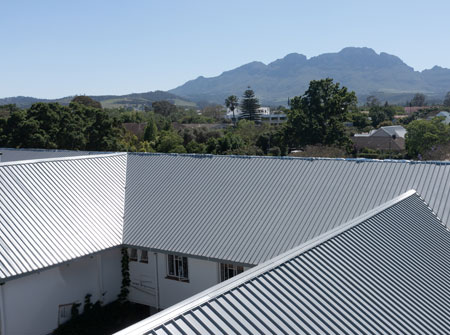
[1,0,449,98]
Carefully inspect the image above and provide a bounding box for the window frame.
[166,254,189,282]
[220,263,244,282]
[140,250,148,263]
[129,248,138,262]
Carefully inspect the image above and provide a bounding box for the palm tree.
[225,95,239,126]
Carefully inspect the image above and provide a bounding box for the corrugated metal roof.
[116,191,450,335]
[3,153,450,280]
[123,154,450,265]
[0,147,111,162]
[0,153,127,280]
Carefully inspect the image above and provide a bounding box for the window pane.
[183,257,188,279]
[168,255,174,276]
[140,250,148,263]
[130,248,138,261]
[220,263,244,282]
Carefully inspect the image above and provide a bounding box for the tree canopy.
[71,96,103,109]
[0,102,120,151]
[410,93,426,107]
[152,100,178,117]
[240,87,260,121]
[284,78,357,148]
[405,118,450,158]
[369,104,395,128]
[444,92,450,107]
[225,95,239,125]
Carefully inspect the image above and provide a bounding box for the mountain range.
[0,91,195,110]
[2,47,450,108]
[169,47,450,106]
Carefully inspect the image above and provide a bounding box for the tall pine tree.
[240,87,261,121]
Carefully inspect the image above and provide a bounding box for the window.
[140,250,148,263]
[167,254,189,281]
[129,248,138,262]
[58,303,73,325]
[220,263,244,282]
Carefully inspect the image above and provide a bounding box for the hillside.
[0,91,196,109]
[169,47,450,105]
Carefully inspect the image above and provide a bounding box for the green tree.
[444,92,450,107]
[406,118,450,158]
[225,95,239,126]
[351,112,370,130]
[366,95,380,107]
[410,93,426,107]
[156,130,185,153]
[240,87,260,121]
[186,140,207,154]
[143,115,158,142]
[85,108,121,151]
[152,100,178,117]
[0,104,19,119]
[284,78,357,147]
[368,104,395,128]
[71,95,102,109]
[201,105,225,120]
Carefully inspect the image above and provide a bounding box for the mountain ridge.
[169,47,450,105]
[0,90,195,109]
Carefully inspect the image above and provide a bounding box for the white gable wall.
[128,251,250,310]
[1,248,121,335]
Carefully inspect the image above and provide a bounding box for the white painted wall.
[1,248,121,335]
[158,255,220,309]
[128,253,158,307]
[128,251,251,310]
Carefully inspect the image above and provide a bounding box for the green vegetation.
[444,92,450,107]
[410,93,427,107]
[284,78,357,148]
[240,87,261,121]
[369,104,395,128]
[2,78,449,161]
[406,118,450,159]
[0,101,121,151]
[225,95,239,126]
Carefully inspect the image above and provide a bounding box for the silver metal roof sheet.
[0,153,127,280]
[0,147,111,162]
[117,191,450,335]
[3,153,450,280]
[123,154,450,265]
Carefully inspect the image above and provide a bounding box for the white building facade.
[127,248,248,310]
[0,248,122,335]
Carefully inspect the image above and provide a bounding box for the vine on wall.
[118,248,130,303]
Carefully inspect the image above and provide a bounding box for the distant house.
[3,153,450,334]
[404,106,431,114]
[226,106,287,124]
[436,111,450,124]
[352,125,406,151]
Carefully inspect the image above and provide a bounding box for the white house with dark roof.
[1,153,450,334]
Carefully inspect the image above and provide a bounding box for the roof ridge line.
[0,152,125,167]
[128,152,450,165]
[115,189,418,335]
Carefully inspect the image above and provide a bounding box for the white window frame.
[129,248,138,262]
[220,263,244,282]
[167,254,189,281]
[140,250,149,263]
